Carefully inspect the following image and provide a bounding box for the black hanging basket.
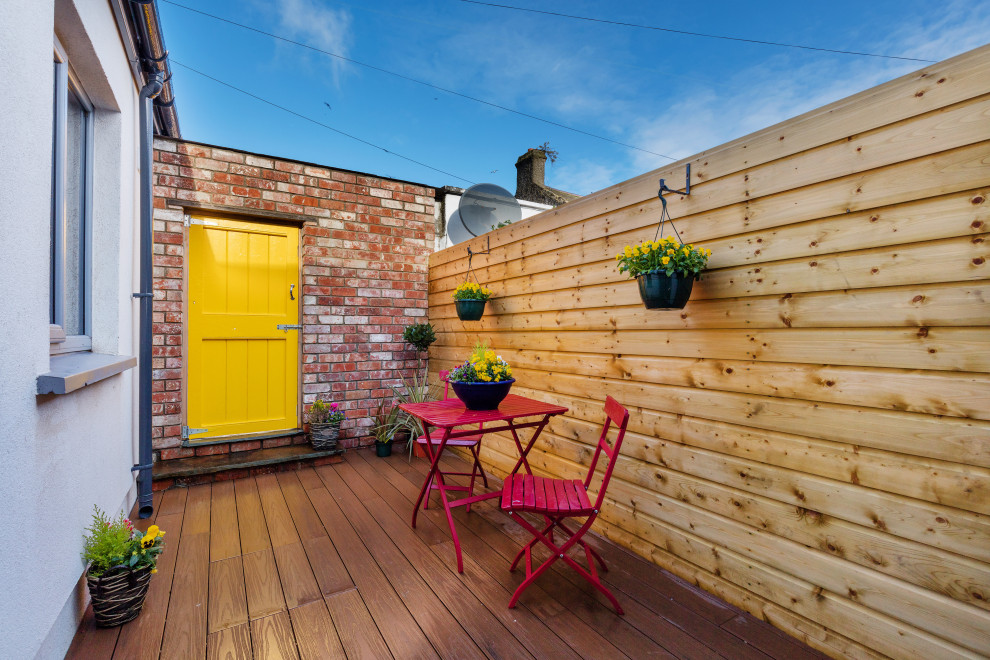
[86,565,153,627]
[309,423,340,451]
[455,299,486,321]
[637,272,696,310]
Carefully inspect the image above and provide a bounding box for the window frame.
[51,36,94,354]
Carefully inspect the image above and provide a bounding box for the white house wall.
[0,1,141,657]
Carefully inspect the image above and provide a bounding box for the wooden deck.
[68,449,826,659]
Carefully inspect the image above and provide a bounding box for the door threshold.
[183,428,303,448]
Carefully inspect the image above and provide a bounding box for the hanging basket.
[309,422,340,451]
[86,565,153,627]
[455,299,486,321]
[451,379,515,410]
[637,272,696,310]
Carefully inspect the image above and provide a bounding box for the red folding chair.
[500,396,630,613]
[415,370,488,508]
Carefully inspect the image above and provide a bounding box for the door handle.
[289,284,295,300]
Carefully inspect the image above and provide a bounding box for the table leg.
[412,426,451,529]
[509,414,552,476]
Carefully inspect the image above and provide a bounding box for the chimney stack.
[515,148,547,201]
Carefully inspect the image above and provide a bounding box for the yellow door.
[187,216,299,441]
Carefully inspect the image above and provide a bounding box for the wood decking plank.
[158,487,188,517]
[275,471,326,541]
[250,610,299,660]
[209,556,249,633]
[111,511,184,660]
[182,484,213,536]
[65,605,119,660]
[722,613,830,660]
[160,532,210,660]
[329,460,528,660]
[234,477,271,555]
[210,481,241,562]
[301,535,353,596]
[304,475,440,659]
[287,599,346,660]
[207,621,252,660]
[324,590,393,660]
[243,548,287,620]
[272,542,322,609]
[256,474,301,547]
[295,467,324,491]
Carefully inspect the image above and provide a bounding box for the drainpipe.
[133,71,164,518]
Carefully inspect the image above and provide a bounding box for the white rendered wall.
[435,191,552,250]
[0,1,141,657]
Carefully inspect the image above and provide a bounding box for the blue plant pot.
[637,272,696,310]
[455,299,486,321]
[451,379,515,411]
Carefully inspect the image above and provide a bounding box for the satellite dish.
[459,183,521,237]
[446,210,474,245]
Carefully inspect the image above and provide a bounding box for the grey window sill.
[37,352,137,395]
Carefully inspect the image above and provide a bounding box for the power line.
[170,60,476,185]
[456,0,937,64]
[160,0,679,161]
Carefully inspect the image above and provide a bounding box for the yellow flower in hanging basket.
[614,237,711,279]
[452,281,493,301]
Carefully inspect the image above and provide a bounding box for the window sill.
[37,352,137,395]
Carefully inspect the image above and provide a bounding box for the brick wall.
[151,138,435,460]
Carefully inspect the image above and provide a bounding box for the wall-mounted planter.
[637,272,696,310]
[455,299,487,321]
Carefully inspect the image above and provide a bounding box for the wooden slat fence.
[426,45,990,659]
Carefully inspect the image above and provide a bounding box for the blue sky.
[159,0,989,195]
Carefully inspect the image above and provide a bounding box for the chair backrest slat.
[584,396,630,510]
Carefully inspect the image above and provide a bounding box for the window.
[51,38,93,353]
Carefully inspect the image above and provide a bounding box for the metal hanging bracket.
[465,237,491,284]
[655,164,691,244]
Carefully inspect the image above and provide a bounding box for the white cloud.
[551,159,624,196]
[625,0,990,176]
[270,0,352,86]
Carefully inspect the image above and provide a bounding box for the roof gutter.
[121,0,180,137]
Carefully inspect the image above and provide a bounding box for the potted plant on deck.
[307,399,344,450]
[448,344,514,410]
[83,507,166,627]
[452,282,493,321]
[615,237,711,309]
[372,398,400,457]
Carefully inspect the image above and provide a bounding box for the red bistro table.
[398,394,568,573]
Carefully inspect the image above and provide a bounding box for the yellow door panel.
[187,217,299,442]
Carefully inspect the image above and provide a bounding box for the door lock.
[277,324,303,332]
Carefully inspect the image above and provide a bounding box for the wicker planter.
[455,299,486,321]
[636,272,696,310]
[86,565,153,627]
[309,422,340,450]
[451,379,515,410]
[376,441,393,457]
